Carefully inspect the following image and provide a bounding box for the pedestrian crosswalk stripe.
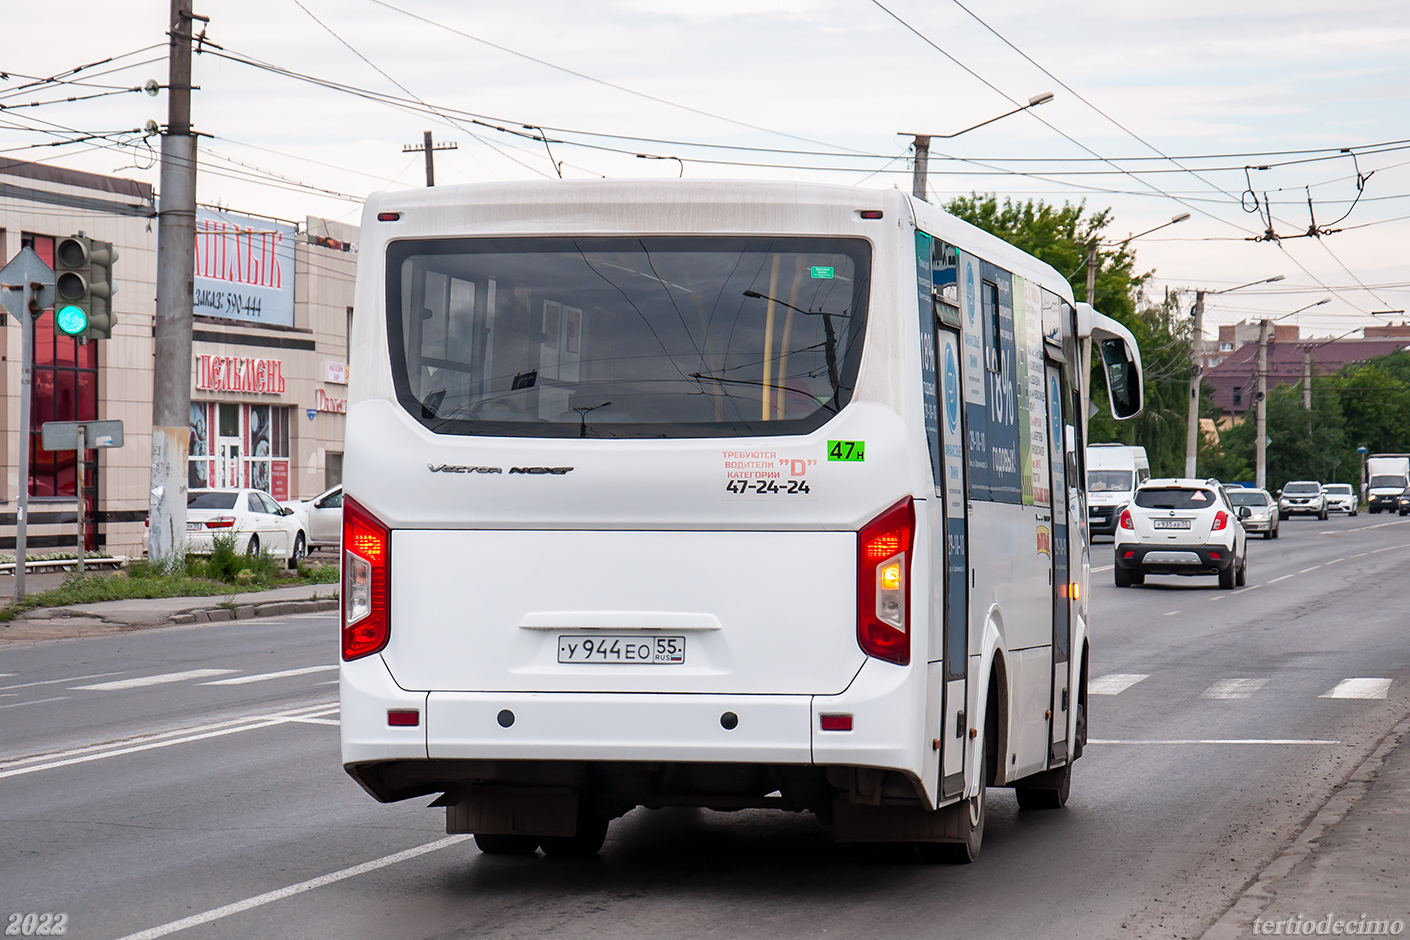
[202,665,337,686]
[1089,673,1148,695]
[1202,678,1269,699]
[1320,678,1392,699]
[73,669,237,691]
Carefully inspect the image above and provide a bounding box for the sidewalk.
[1203,716,1410,938]
[0,583,339,645]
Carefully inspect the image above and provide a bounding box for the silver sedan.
[1227,487,1280,539]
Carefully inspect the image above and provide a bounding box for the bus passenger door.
[937,326,969,799]
[1045,363,1071,763]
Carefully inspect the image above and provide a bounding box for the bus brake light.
[857,497,914,666]
[342,496,391,661]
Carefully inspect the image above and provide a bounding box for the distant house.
[1205,327,1409,418]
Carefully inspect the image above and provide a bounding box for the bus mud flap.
[832,800,968,843]
[443,788,578,837]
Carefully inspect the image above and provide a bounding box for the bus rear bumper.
[423,691,813,764]
[341,657,928,803]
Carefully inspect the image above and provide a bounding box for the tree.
[943,194,1194,476]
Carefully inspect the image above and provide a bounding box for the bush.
[186,532,287,587]
[297,560,340,584]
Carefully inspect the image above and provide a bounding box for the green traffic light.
[55,304,88,336]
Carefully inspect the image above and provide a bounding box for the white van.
[1085,444,1149,537]
[339,180,1143,861]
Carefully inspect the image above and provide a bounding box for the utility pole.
[1256,319,1270,490]
[402,131,457,187]
[909,135,931,203]
[150,0,201,565]
[1302,348,1313,410]
[1185,289,1206,478]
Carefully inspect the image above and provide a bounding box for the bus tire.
[1014,760,1072,810]
[473,833,539,856]
[920,739,986,863]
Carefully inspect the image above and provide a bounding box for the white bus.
[340,180,1143,862]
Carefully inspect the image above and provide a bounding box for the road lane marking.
[1267,574,1295,584]
[1298,565,1323,574]
[73,669,237,691]
[1089,739,1339,745]
[1202,678,1270,699]
[1163,610,1180,616]
[111,835,473,940]
[0,703,339,777]
[201,665,337,685]
[1092,564,1113,572]
[0,696,69,710]
[1362,520,1409,530]
[283,716,339,726]
[1089,674,1148,695]
[1371,544,1409,553]
[0,671,126,692]
[1208,596,1224,602]
[1320,678,1392,699]
[1326,557,1345,565]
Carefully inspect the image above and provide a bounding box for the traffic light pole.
[15,282,36,600]
[150,0,199,565]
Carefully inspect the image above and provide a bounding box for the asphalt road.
[2,511,1409,940]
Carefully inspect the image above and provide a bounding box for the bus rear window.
[385,236,871,438]
[1135,488,1216,509]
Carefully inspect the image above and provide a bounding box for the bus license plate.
[558,635,686,664]
[1153,519,1191,529]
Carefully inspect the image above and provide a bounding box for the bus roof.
[362,179,1076,306]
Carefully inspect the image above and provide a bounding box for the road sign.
[0,246,55,317]
[42,419,125,451]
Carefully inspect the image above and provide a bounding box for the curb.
[168,598,339,624]
[1199,714,1410,940]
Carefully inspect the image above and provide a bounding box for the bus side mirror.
[1085,308,1144,420]
[1098,337,1142,420]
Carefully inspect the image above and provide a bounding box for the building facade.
[2,157,356,559]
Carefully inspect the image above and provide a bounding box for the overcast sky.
[4,0,1408,336]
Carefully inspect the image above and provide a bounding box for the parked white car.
[281,484,343,551]
[1322,483,1358,516]
[1114,478,1248,590]
[187,489,307,567]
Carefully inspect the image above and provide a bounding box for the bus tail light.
[1118,509,1134,530]
[857,497,915,666]
[342,496,391,661]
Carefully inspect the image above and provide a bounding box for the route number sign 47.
[828,440,865,462]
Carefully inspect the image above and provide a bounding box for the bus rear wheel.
[540,814,609,858]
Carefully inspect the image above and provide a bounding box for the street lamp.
[1184,274,1286,477]
[902,92,1055,202]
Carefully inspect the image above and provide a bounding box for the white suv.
[1278,481,1327,520]
[1114,478,1248,590]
